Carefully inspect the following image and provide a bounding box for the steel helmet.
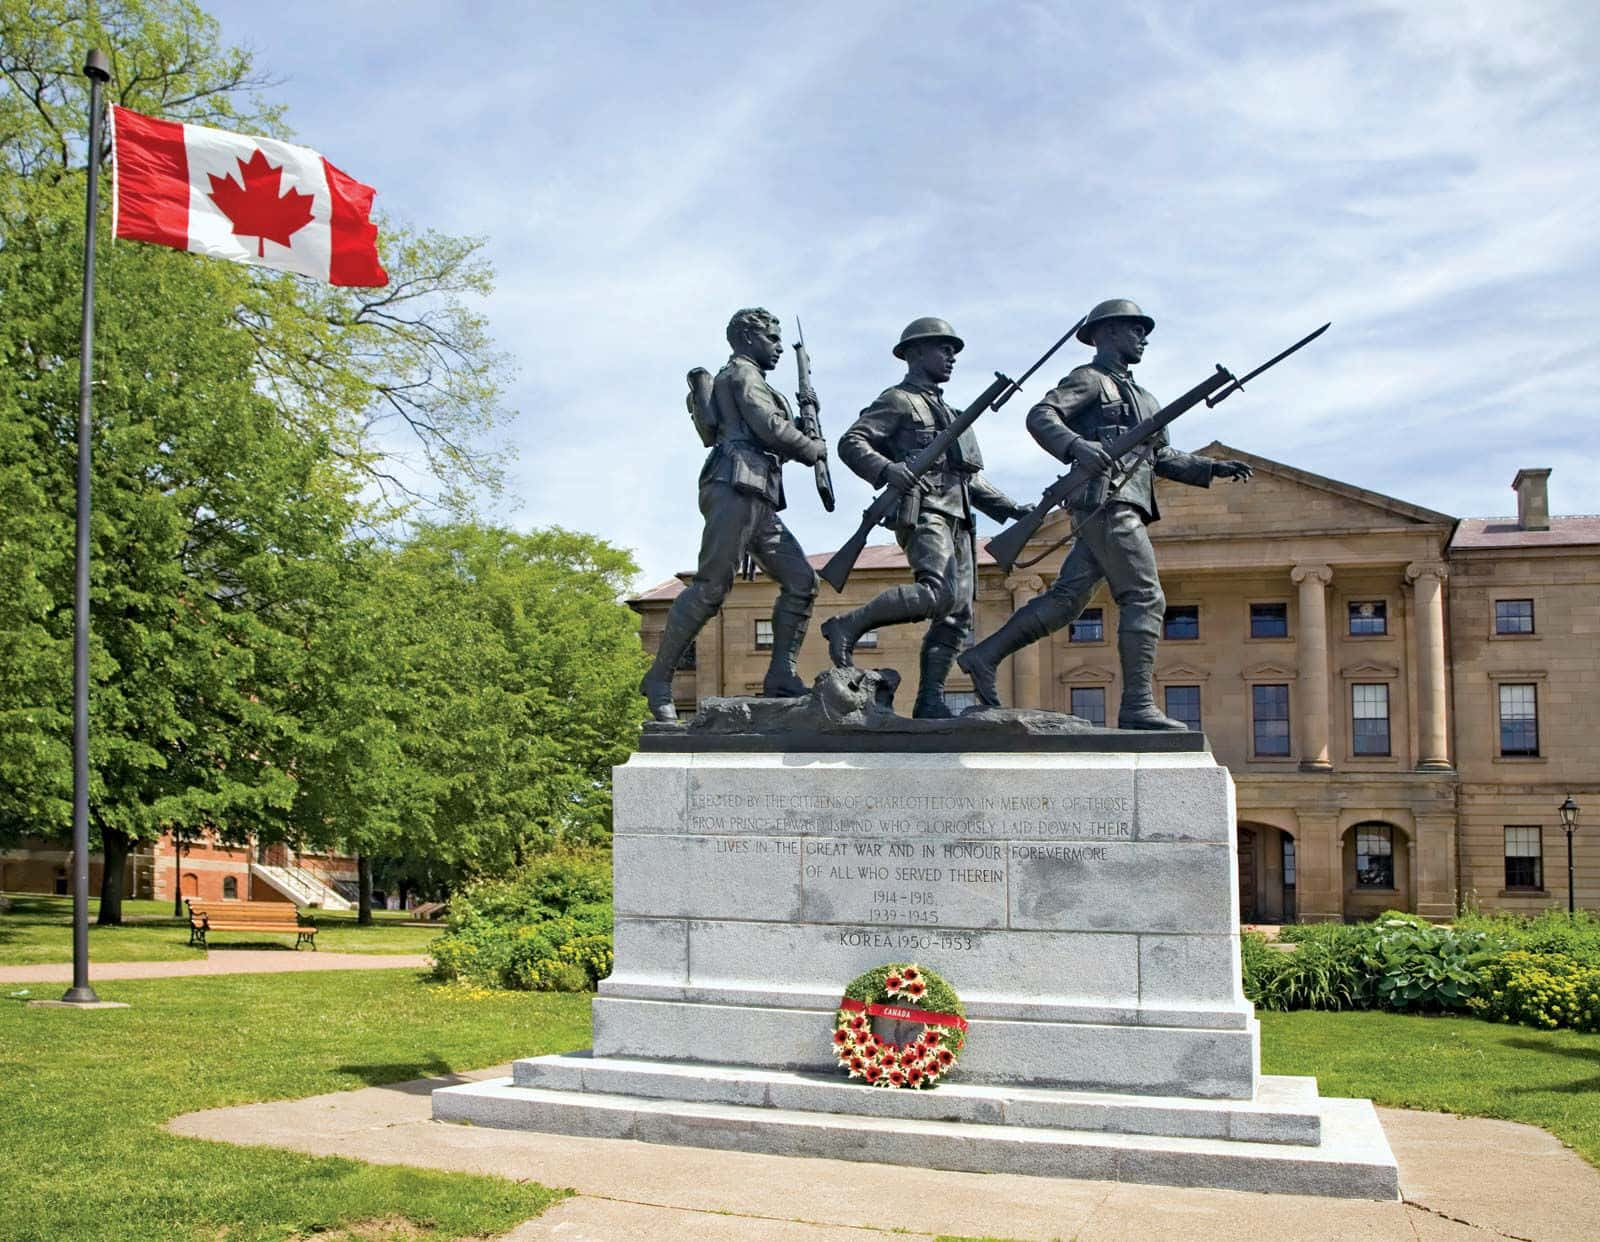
[1077,299,1155,345]
[892,317,965,359]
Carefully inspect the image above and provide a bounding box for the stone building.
[630,446,1598,923]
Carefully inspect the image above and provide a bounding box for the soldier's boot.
[820,585,929,668]
[957,598,1056,709]
[1116,626,1187,730]
[913,641,963,719]
[762,595,813,698]
[640,594,713,722]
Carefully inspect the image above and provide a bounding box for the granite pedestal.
[435,729,1398,1199]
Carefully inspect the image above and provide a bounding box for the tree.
[286,525,647,923]
[0,0,514,921]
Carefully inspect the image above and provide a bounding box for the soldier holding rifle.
[821,318,1031,719]
[958,299,1253,729]
[639,308,828,722]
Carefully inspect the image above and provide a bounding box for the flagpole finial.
[83,49,110,81]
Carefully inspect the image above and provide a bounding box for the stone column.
[1290,564,1333,771]
[1004,573,1047,709]
[1406,562,1451,770]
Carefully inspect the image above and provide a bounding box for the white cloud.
[202,0,1600,589]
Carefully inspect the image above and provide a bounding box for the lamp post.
[1559,795,1580,917]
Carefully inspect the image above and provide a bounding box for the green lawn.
[1262,1009,1600,1166]
[0,894,440,965]
[4,968,1597,1242]
[0,969,589,1242]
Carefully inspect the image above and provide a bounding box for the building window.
[1068,608,1104,643]
[1164,685,1202,730]
[1252,684,1290,755]
[943,691,978,713]
[1163,605,1199,640]
[754,619,773,650]
[674,640,696,672]
[856,629,879,649]
[1355,825,1394,888]
[1250,602,1288,638]
[1070,686,1107,727]
[1504,826,1543,890]
[1495,599,1534,635]
[1351,684,1391,756]
[1497,683,1539,756]
[1283,837,1297,888]
[222,876,238,900]
[1348,600,1387,635]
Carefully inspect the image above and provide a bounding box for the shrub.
[430,851,613,992]
[1248,929,1370,1012]
[1358,916,1493,1013]
[1468,950,1600,1032]
[1456,910,1600,967]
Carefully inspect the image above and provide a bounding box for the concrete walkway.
[0,950,429,984]
[169,1066,1600,1241]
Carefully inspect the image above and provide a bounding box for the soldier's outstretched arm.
[1151,433,1225,488]
[725,365,824,464]
[968,473,1033,522]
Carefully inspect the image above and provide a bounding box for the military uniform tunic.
[1023,362,1219,640]
[838,381,1021,651]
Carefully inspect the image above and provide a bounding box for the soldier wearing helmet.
[822,317,1031,718]
[639,307,828,722]
[958,299,1253,729]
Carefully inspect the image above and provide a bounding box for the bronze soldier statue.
[958,299,1253,728]
[639,308,828,722]
[821,318,1030,718]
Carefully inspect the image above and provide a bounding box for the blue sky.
[199,0,1599,589]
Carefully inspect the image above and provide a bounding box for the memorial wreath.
[832,962,967,1088]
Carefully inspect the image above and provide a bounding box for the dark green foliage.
[1244,911,1596,1033]
[1244,926,1370,1012]
[1456,909,1600,965]
[430,851,615,991]
[1362,916,1494,1012]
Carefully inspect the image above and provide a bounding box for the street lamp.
[1558,795,1580,917]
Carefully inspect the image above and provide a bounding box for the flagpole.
[62,48,112,1006]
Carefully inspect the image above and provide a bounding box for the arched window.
[1353,824,1394,889]
[222,876,238,900]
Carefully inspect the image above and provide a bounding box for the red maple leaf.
[207,149,315,257]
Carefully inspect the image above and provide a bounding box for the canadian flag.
[110,105,387,287]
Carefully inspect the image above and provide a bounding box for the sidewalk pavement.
[169,1065,1600,1241]
[0,950,429,984]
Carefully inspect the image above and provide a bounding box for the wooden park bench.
[186,899,317,950]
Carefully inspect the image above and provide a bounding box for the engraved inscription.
[685,790,1131,840]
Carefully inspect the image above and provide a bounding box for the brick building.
[630,447,1598,923]
[0,830,356,909]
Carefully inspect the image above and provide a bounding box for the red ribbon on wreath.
[838,996,969,1032]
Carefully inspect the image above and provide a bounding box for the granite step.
[432,1074,1399,1200]
[510,1053,1322,1146]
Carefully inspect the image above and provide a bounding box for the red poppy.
[831,1029,851,1047]
[906,1066,924,1086]
[902,966,920,981]
[885,973,903,990]
[905,979,926,998]
[888,1069,906,1087]
[936,1048,955,1066]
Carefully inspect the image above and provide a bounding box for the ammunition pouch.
[881,483,921,533]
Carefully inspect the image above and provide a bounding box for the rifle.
[986,322,1331,573]
[819,315,1087,593]
[793,319,835,511]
